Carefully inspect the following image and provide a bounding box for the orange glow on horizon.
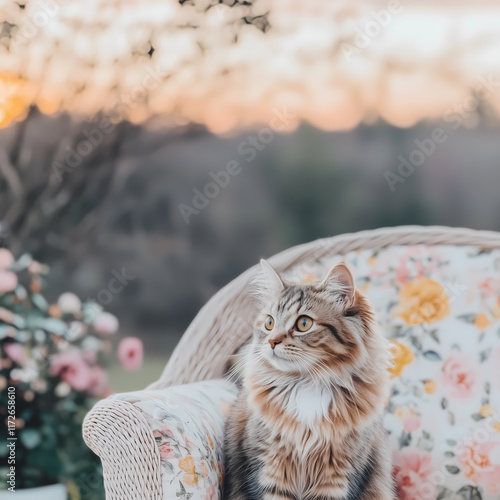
[0,74,31,128]
[1,1,500,132]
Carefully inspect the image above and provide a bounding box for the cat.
[223,259,395,500]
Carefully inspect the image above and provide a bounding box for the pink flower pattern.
[439,352,478,399]
[288,245,500,499]
[118,337,143,370]
[394,449,436,500]
[50,351,93,392]
[112,380,236,499]
[92,245,500,500]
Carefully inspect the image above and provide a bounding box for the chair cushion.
[286,244,500,499]
[112,379,237,500]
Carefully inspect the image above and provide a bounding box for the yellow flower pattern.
[109,245,500,500]
[395,277,450,325]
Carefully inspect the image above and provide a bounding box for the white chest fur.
[281,380,334,426]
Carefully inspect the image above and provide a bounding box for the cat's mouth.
[266,346,287,360]
[264,347,299,371]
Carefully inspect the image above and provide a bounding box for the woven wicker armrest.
[83,396,163,500]
[83,380,237,499]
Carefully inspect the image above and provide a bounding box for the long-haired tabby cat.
[223,260,394,500]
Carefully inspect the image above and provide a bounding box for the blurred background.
[1,0,500,496]
[1,0,500,388]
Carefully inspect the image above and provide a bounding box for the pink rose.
[118,337,143,370]
[93,312,119,335]
[458,441,500,494]
[50,351,93,392]
[394,449,436,500]
[478,278,500,299]
[396,257,412,286]
[0,249,14,270]
[0,270,17,294]
[160,425,174,438]
[4,343,26,366]
[403,415,421,433]
[204,484,218,500]
[439,352,477,399]
[158,442,175,460]
[88,366,109,396]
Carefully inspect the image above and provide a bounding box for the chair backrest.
[149,225,500,389]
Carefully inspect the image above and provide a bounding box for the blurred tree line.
[1,107,500,353]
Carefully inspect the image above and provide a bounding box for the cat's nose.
[269,338,282,349]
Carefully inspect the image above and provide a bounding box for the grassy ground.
[108,355,168,393]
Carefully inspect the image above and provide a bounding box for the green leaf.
[410,335,423,351]
[429,329,440,343]
[445,464,460,474]
[20,428,42,449]
[26,447,63,480]
[480,348,492,362]
[448,411,455,425]
[32,293,49,311]
[457,314,477,324]
[41,318,67,335]
[399,431,412,448]
[458,485,483,500]
[423,350,442,361]
[10,254,33,272]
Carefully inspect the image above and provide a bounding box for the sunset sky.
[1,0,500,132]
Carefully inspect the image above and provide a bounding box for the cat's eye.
[296,315,313,332]
[264,315,275,331]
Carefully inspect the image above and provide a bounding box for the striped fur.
[223,262,395,500]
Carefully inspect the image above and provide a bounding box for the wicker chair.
[82,225,500,500]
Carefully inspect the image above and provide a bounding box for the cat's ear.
[259,259,285,295]
[321,263,355,308]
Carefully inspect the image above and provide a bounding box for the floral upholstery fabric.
[286,245,500,500]
[112,379,237,500]
[110,245,500,500]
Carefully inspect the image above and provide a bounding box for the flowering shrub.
[0,249,142,497]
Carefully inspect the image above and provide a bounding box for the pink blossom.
[439,351,477,399]
[93,312,119,335]
[0,249,14,270]
[458,440,500,494]
[118,337,143,370]
[478,277,500,299]
[0,270,17,294]
[88,366,109,396]
[394,449,436,500]
[4,343,26,366]
[395,261,411,286]
[403,415,421,433]
[160,425,174,438]
[50,351,93,392]
[81,351,97,364]
[158,442,175,460]
[204,484,218,500]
